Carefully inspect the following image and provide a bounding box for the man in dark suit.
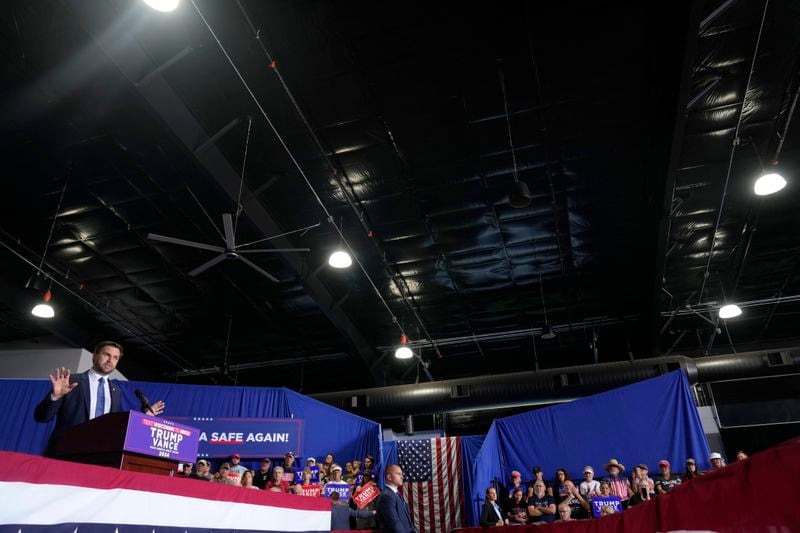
[480,486,507,527]
[329,491,375,530]
[33,341,164,455]
[376,464,416,533]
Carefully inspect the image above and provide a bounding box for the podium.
[53,411,200,477]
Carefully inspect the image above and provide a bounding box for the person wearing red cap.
[655,459,681,495]
[507,470,526,499]
[228,453,246,485]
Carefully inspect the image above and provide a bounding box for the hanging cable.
[697,0,770,304]
[230,0,440,358]
[36,179,69,274]
[233,115,253,236]
[498,59,520,185]
[189,0,439,359]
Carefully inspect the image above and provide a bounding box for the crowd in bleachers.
[178,450,380,529]
[482,450,748,526]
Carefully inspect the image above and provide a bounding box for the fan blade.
[187,254,228,276]
[237,248,311,253]
[238,255,279,282]
[148,233,224,253]
[222,213,235,249]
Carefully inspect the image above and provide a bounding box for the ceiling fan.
[147,213,309,282]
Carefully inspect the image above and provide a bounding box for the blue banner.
[323,481,350,499]
[168,417,303,458]
[295,465,320,484]
[591,496,622,517]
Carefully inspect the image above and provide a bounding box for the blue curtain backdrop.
[460,434,485,527]
[0,379,381,468]
[469,370,709,526]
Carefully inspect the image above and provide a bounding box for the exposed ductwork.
[311,350,800,419]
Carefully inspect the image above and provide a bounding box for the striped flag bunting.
[0,451,329,533]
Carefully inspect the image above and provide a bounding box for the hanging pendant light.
[541,323,556,340]
[143,0,180,12]
[328,250,352,269]
[329,216,353,269]
[753,172,786,196]
[509,181,532,209]
[25,272,48,292]
[395,334,414,359]
[31,289,55,319]
[718,303,742,319]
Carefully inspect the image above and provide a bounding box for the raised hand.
[146,400,166,416]
[49,367,77,400]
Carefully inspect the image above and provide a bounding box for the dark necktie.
[95,377,106,418]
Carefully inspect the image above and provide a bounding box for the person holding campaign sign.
[34,341,165,456]
[353,472,379,530]
[294,467,321,497]
[296,457,320,485]
[304,457,320,483]
[323,464,351,501]
[590,481,622,517]
[330,491,376,531]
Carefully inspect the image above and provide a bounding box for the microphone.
[135,389,152,413]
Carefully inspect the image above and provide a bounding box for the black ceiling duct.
[311,350,800,419]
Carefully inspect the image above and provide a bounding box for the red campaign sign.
[299,484,321,497]
[352,483,380,509]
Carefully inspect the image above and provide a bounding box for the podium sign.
[123,411,199,463]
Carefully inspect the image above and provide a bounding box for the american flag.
[398,437,463,533]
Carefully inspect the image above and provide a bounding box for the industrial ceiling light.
[718,303,742,319]
[395,334,414,359]
[143,0,180,12]
[541,324,556,340]
[753,172,786,196]
[31,290,55,319]
[25,272,48,292]
[509,181,532,209]
[328,250,352,269]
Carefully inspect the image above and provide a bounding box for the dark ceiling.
[1,0,799,394]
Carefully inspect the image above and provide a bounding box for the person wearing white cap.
[323,464,351,500]
[709,452,725,469]
[579,466,600,498]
